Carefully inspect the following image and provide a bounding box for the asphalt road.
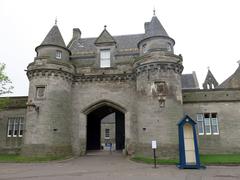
[0,151,239,180]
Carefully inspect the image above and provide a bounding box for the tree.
[0,63,13,95]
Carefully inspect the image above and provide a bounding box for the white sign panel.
[152,140,157,149]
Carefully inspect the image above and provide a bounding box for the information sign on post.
[151,140,157,168]
[152,140,157,149]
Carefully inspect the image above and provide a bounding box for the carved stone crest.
[151,81,167,107]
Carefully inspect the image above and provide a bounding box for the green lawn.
[131,154,240,165]
[200,154,240,165]
[0,154,70,163]
[131,156,178,165]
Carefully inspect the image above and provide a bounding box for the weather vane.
[153,7,156,16]
[55,17,58,25]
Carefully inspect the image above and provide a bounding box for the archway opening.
[86,105,125,151]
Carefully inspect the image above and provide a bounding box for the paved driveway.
[0,151,239,180]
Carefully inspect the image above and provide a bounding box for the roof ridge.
[78,33,144,40]
[217,65,240,89]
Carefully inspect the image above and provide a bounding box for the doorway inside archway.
[86,105,125,151]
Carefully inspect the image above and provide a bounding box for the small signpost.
[152,140,157,168]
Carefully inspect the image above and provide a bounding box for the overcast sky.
[1,0,240,96]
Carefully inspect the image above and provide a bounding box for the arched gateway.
[83,100,126,152]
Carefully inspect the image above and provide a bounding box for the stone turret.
[134,14,183,157]
[35,24,71,61]
[138,15,175,54]
[22,24,74,156]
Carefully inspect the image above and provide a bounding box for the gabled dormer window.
[56,50,62,59]
[100,49,110,68]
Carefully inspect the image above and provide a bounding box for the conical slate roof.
[145,15,169,37]
[41,25,66,48]
[95,28,116,44]
[217,64,240,89]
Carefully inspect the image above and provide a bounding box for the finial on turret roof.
[104,25,107,30]
[207,66,210,70]
[55,17,58,25]
[153,7,156,16]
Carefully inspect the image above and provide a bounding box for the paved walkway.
[0,151,239,180]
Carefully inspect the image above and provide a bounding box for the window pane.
[101,59,110,68]
[197,114,204,135]
[204,113,210,118]
[212,113,217,118]
[56,50,62,59]
[204,118,211,135]
[7,119,13,137]
[19,118,24,137]
[212,118,219,135]
[101,50,110,59]
[13,119,19,137]
[100,50,110,68]
[105,129,110,139]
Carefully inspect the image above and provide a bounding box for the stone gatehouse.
[1,14,240,158]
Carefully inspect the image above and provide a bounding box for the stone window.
[56,50,62,59]
[105,128,110,139]
[36,86,46,99]
[100,49,110,68]
[7,117,24,137]
[197,113,219,135]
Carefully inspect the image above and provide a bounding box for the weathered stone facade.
[1,14,240,158]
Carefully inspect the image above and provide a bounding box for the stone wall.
[183,89,240,154]
[0,97,27,154]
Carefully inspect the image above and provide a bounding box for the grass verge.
[131,156,178,165]
[131,154,240,165]
[200,154,240,165]
[0,154,70,163]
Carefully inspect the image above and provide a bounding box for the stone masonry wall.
[22,72,73,156]
[0,108,26,154]
[183,89,240,154]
